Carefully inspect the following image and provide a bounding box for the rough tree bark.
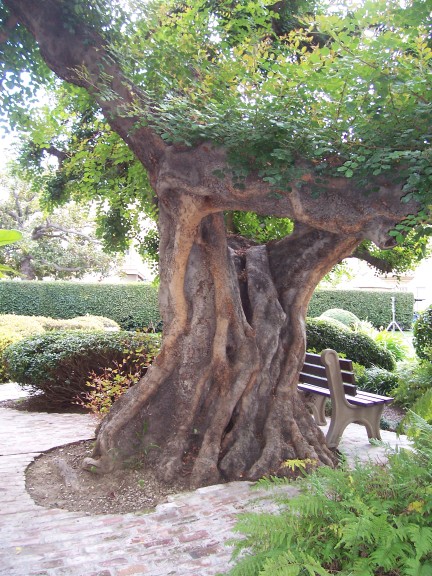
[3,0,420,487]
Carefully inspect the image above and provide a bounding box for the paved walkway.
[0,383,411,576]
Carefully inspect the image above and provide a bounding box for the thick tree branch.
[31,220,100,243]
[350,245,394,274]
[0,13,18,43]
[4,0,167,175]
[38,258,83,273]
[42,145,68,165]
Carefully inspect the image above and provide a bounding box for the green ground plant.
[394,360,432,410]
[223,413,432,576]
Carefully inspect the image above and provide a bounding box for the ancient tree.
[1,0,431,487]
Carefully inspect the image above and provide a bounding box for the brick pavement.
[0,383,411,576]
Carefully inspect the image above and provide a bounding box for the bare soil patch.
[25,439,191,515]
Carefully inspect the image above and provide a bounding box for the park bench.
[298,348,394,448]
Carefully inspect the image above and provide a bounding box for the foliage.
[393,360,432,410]
[309,290,414,330]
[1,0,431,272]
[0,171,123,280]
[119,0,432,213]
[35,315,120,331]
[0,313,119,382]
[0,313,46,336]
[225,413,432,576]
[355,233,432,277]
[413,306,432,362]
[355,366,399,396]
[230,212,294,244]
[306,318,396,371]
[319,308,360,328]
[81,339,160,417]
[0,329,21,382]
[0,313,46,382]
[0,228,22,277]
[3,330,161,406]
[0,280,161,331]
[404,390,432,429]
[373,329,412,363]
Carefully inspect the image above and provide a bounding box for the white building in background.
[343,256,431,314]
[118,248,156,283]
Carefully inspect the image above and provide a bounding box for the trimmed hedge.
[4,330,161,406]
[0,281,160,331]
[309,289,414,330]
[306,318,396,371]
[0,282,414,332]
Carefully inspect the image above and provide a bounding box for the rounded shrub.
[306,318,396,371]
[355,366,399,396]
[413,306,432,362]
[4,331,161,407]
[0,329,22,383]
[37,315,120,331]
[0,315,46,383]
[0,314,45,336]
[319,308,361,328]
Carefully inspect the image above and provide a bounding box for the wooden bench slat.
[298,383,331,396]
[299,372,357,395]
[299,383,388,407]
[355,391,394,404]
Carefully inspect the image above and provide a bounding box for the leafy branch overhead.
[1,0,431,247]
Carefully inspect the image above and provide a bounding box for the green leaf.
[0,230,23,247]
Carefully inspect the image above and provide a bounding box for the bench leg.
[354,404,385,442]
[326,403,386,448]
[326,415,352,448]
[311,395,327,426]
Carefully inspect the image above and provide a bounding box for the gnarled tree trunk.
[83,193,360,487]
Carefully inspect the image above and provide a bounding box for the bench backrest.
[300,352,357,396]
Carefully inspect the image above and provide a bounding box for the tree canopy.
[1,0,431,256]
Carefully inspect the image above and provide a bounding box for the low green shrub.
[315,316,349,332]
[4,331,161,407]
[306,318,396,371]
[355,366,399,396]
[0,315,46,383]
[36,315,120,331]
[413,306,432,362]
[393,360,432,409]
[0,314,45,336]
[319,308,361,328]
[225,413,432,576]
[0,329,22,383]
